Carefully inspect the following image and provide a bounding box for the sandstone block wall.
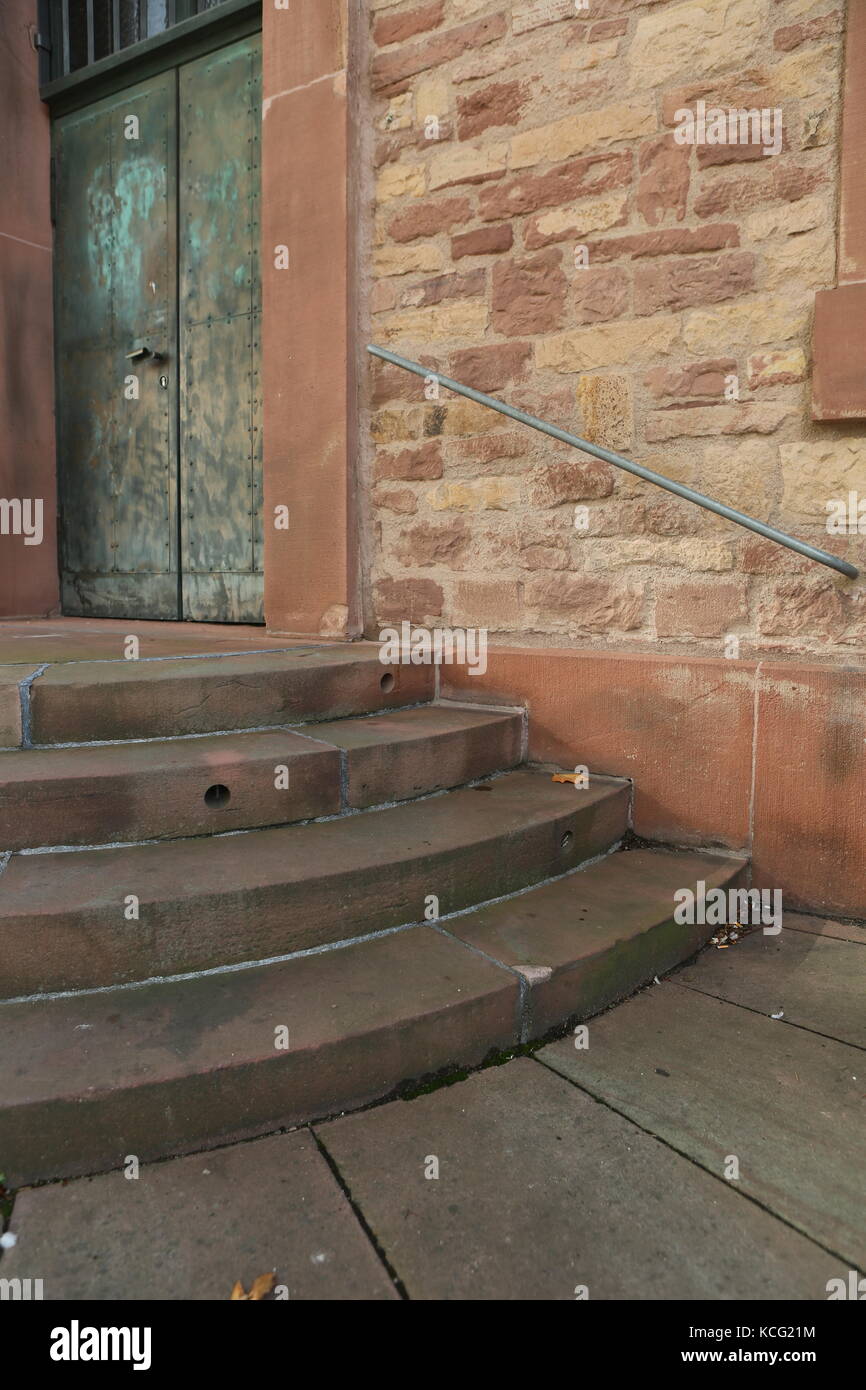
[362,0,865,658]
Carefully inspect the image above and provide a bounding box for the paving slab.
[784,911,866,945]
[317,1057,842,1300]
[674,927,866,1049]
[539,984,866,1270]
[0,1130,397,1300]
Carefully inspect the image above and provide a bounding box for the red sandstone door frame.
[260,0,361,640]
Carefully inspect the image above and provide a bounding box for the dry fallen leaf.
[230,1272,276,1300]
[552,773,580,785]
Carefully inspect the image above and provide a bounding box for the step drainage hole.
[380,671,395,693]
[560,830,574,852]
[204,784,231,809]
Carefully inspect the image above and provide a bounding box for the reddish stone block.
[491,250,567,335]
[757,580,846,639]
[374,441,443,482]
[374,576,444,622]
[395,520,471,566]
[373,0,445,48]
[694,163,824,219]
[696,141,771,169]
[811,284,866,420]
[634,252,755,315]
[525,575,643,632]
[388,196,472,244]
[588,18,628,40]
[453,578,522,628]
[400,267,486,308]
[453,432,526,464]
[372,13,508,91]
[451,223,513,258]
[451,342,531,392]
[457,80,526,140]
[531,458,615,505]
[440,649,757,848]
[636,136,690,226]
[573,265,630,322]
[774,11,842,51]
[373,486,419,515]
[371,354,436,405]
[478,153,632,221]
[752,663,866,916]
[587,223,740,262]
[644,359,736,399]
[655,580,749,638]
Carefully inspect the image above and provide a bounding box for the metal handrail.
[367,344,859,581]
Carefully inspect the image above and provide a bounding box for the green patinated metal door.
[54,33,263,622]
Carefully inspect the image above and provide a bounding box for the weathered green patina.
[53,32,262,622]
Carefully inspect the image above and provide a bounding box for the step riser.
[0,983,519,1187]
[29,654,434,745]
[341,714,523,809]
[0,785,630,996]
[0,738,342,849]
[0,712,522,849]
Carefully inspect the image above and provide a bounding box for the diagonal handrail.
[367,344,859,581]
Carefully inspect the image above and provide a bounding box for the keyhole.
[204,784,231,808]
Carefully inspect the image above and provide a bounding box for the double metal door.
[54,33,263,621]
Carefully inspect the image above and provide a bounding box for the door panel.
[54,34,263,623]
[179,36,263,622]
[55,72,179,618]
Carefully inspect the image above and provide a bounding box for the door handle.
[125,346,164,362]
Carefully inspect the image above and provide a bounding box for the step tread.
[0,768,623,916]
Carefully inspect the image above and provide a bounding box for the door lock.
[125,346,164,363]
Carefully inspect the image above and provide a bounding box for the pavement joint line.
[0,836,628,1006]
[16,663,49,749]
[529,1042,865,1275]
[309,1127,410,1301]
[667,974,866,1053]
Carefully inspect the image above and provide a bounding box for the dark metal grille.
[47,0,229,78]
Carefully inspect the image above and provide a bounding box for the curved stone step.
[26,644,433,745]
[0,846,746,1186]
[0,769,629,996]
[0,705,522,850]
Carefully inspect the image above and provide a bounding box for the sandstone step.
[442,845,748,1037]
[0,730,341,849]
[0,768,629,996]
[308,702,523,809]
[0,843,743,1186]
[0,704,522,850]
[26,644,433,745]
